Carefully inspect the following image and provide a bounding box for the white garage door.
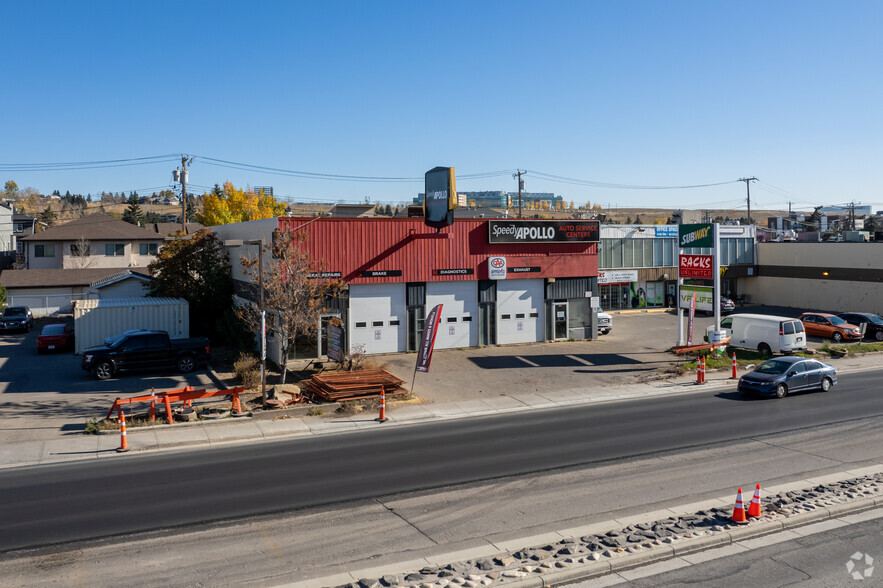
[8,288,85,317]
[496,279,544,345]
[427,281,479,350]
[349,283,406,355]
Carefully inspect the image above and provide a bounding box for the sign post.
[678,223,714,347]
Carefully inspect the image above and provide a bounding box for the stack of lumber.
[300,370,406,402]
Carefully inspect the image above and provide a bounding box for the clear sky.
[2,1,881,212]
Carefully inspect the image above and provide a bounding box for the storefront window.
[663,238,675,266]
[643,240,653,267]
[632,240,644,267]
[611,239,622,268]
[623,240,634,267]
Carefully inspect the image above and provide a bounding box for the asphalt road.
[2,370,881,554]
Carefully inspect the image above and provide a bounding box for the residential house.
[0,268,151,316]
[12,212,36,255]
[0,204,15,268]
[20,213,163,270]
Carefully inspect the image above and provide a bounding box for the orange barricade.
[106,386,245,424]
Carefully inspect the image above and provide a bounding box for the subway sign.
[678,223,713,248]
[488,220,599,244]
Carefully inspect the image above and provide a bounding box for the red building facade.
[273,216,601,357]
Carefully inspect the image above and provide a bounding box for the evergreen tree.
[186,193,198,222]
[122,194,144,225]
[38,207,57,228]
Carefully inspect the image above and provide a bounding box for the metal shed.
[73,297,189,354]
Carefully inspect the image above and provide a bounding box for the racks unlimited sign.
[679,254,713,279]
[487,220,599,244]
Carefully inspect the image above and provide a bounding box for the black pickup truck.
[81,330,211,380]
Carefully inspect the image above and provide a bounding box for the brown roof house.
[2,214,162,316]
[20,213,163,271]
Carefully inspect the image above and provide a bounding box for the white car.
[596,309,613,335]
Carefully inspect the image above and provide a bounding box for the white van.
[709,313,807,354]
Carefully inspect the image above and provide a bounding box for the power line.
[0,154,179,172]
[524,170,740,190]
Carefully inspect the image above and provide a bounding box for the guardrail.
[106,386,246,424]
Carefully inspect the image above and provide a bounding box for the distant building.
[819,204,872,215]
[254,186,274,197]
[415,190,563,209]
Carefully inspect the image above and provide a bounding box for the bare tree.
[65,237,97,269]
[239,229,340,384]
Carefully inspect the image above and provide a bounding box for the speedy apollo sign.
[487,220,599,244]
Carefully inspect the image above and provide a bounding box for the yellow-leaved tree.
[198,182,287,226]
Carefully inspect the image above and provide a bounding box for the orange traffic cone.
[747,483,762,517]
[376,385,388,423]
[730,352,738,379]
[731,488,748,524]
[117,409,129,453]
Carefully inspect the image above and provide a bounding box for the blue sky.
[2,1,881,212]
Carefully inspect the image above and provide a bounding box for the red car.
[37,324,75,353]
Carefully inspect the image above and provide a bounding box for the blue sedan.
[738,356,837,398]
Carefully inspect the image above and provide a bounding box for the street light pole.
[257,241,266,407]
[224,238,267,408]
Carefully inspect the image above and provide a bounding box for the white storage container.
[73,298,189,355]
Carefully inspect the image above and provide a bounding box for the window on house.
[70,243,88,256]
[139,243,158,255]
[105,243,125,256]
[35,244,55,257]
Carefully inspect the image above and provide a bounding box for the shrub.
[234,352,260,389]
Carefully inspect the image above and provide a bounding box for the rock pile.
[335,472,882,588]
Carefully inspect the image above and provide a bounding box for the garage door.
[427,281,479,349]
[348,283,406,354]
[8,288,85,317]
[496,279,544,345]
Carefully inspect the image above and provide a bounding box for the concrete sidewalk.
[2,352,879,470]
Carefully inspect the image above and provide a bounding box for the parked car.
[798,312,862,343]
[81,330,211,380]
[0,306,34,333]
[37,324,75,353]
[595,308,613,335]
[837,312,883,341]
[706,313,806,355]
[738,356,837,398]
[719,296,736,315]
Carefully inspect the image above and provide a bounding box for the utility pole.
[513,170,525,218]
[738,177,757,225]
[180,155,192,234]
